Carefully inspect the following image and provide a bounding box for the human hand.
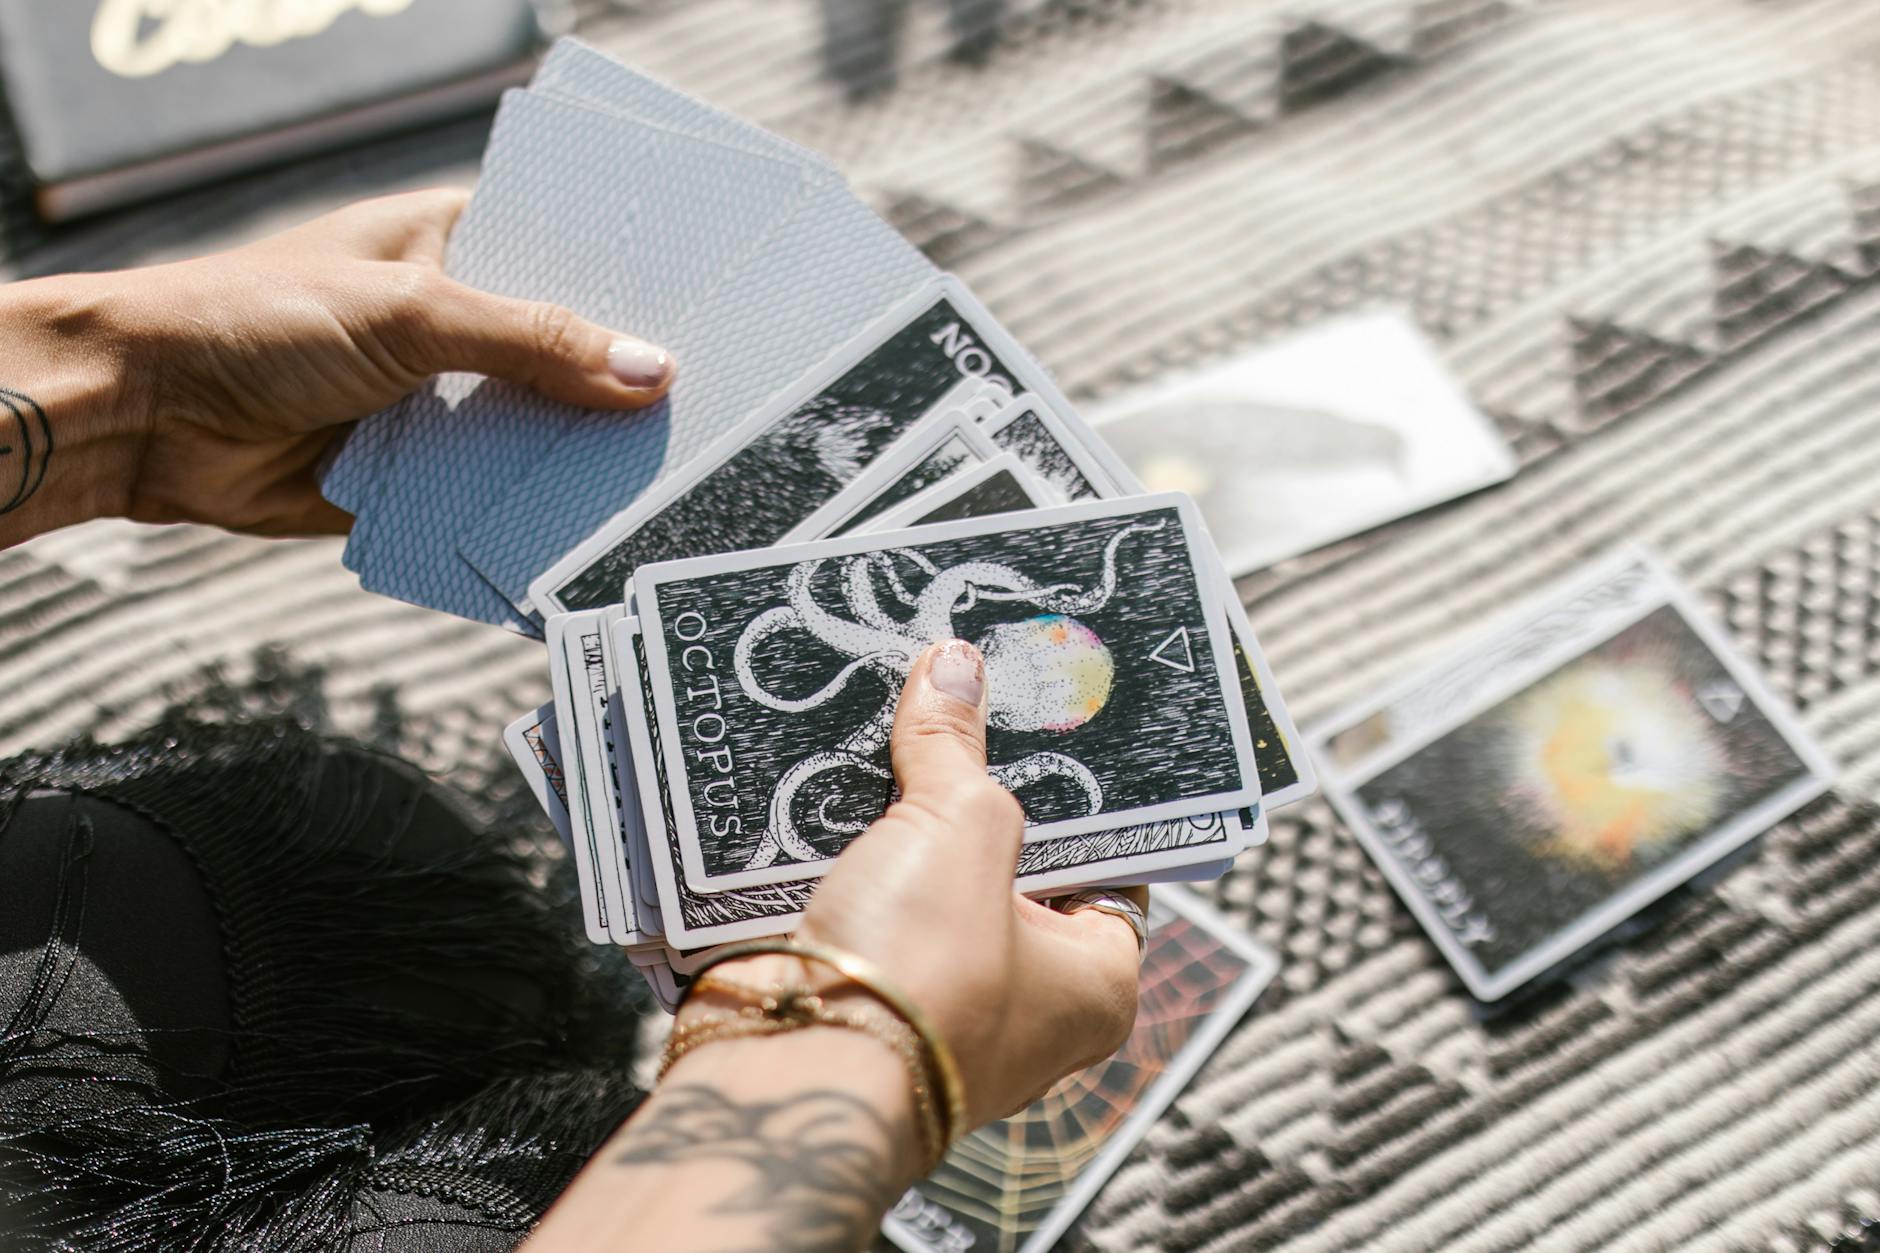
[76,188,674,536]
[697,639,1148,1128]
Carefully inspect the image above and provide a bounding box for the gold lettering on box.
[92,0,419,79]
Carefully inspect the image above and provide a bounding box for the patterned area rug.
[7,1,1880,1249]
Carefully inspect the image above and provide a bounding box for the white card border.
[502,703,574,853]
[545,610,632,946]
[563,604,659,946]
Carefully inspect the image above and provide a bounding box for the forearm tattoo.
[613,1084,908,1252]
[0,388,51,514]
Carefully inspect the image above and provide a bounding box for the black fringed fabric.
[0,722,647,1251]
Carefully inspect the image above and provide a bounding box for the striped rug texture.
[6,2,1880,1249]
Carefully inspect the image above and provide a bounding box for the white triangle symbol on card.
[1150,626,1197,673]
[1697,679,1746,722]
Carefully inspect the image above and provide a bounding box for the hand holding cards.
[356,42,1322,1011]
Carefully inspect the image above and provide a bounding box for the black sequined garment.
[0,723,646,1252]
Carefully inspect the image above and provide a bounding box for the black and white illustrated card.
[781,408,1004,542]
[1314,548,1835,1001]
[981,396,1113,503]
[861,454,1056,533]
[531,276,1079,615]
[635,494,1259,894]
[558,605,665,947]
[960,395,1316,810]
[612,614,1259,947]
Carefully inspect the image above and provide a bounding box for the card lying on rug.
[1092,309,1516,575]
[884,886,1277,1253]
[1313,548,1834,1001]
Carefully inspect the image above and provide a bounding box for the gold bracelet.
[659,994,947,1170]
[670,939,969,1162]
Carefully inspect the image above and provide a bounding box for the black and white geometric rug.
[7,2,1880,1248]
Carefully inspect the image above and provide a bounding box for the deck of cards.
[506,476,1314,1008]
[321,40,1314,1010]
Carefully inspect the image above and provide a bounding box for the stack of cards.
[505,476,1317,1009]
[321,40,1316,1008]
[322,38,938,629]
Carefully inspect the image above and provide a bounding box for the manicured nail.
[608,338,673,389]
[929,639,985,708]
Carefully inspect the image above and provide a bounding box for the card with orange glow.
[1313,548,1834,1002]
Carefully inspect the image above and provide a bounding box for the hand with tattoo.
[0,188,672,545]
[526,641,1146,1252]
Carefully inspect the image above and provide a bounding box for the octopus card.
[969,394,1315,810]
[531,276,1046,616]
[634,494,1260,895]
[615,615,820,950]
[884,887,1278,1253]
[1315,548,1834,1001]
[610,614,1248,952]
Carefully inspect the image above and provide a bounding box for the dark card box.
[0,0,546,220]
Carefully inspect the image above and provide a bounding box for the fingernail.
[929,639,985,708]
[608,338,673,389]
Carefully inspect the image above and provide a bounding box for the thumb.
[890,639,993,806]
[417,277,676,409]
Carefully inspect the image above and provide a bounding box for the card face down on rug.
[633,494,1260,893]
[883,887,1277,1253]
[1314,548,1835,1001]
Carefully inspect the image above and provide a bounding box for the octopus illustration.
[733,519,1165,869]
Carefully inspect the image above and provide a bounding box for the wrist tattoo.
[0,388,51,514]
[614,1083,909,1252]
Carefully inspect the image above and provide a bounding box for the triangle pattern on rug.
[1279,19,1400,112]
[1710,239,1857,351]
[1013,137,1130,217]
[1147,76,1262,168]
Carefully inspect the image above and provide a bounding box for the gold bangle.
[659,997,947,1170]
[674,939,968,1159]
